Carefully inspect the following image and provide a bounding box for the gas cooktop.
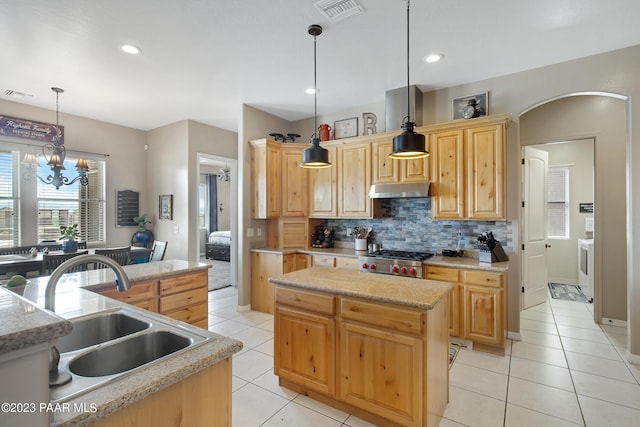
[365,250,434,261]
[359,250,434,278]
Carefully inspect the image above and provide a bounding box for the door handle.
[545,244,551,248]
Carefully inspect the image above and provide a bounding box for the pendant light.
[300,24,331,168]
[389,0,429,160]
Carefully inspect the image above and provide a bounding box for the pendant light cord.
[406,0,411,125]
[313,31,318,140]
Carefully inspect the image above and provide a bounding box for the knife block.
[478,241,509,263]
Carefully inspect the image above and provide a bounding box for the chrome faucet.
[45,254,131,312]
[45,254,131,386]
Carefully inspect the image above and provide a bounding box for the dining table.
[0,246,153,277]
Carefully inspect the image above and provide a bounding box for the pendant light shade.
[389,0,429,160]
[300,24,331,168]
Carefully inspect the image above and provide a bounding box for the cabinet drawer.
[160,287,207,313]
[131,298,157,312]
[312,255,336,268]
[163,302,208,325]
[275,286,335,316]
[97,280,155,303]
[425,266,460,282]
[159,271,207,295]
[335,257,360,270]
[340,297,423,336]
[464,270,503,288]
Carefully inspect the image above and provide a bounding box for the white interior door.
[522,146,549,308]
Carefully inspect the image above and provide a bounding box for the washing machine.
[578,238,594,302]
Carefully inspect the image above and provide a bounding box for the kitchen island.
[269,267,452,427]
[0,260,242,427]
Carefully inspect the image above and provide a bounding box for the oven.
[359,250,434,279]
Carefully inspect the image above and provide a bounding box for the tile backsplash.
[318,198,514,253]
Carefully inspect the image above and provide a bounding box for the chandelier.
[22,87,89,189]
[217,164,231,182]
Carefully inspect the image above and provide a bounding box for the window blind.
[0,150,18,247]
[547,167,569,238]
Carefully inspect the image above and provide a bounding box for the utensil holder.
[478,241,509,263]
[355,238,367,251]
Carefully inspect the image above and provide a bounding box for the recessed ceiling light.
[425,53,443,63]
[306,88,319,95]
[121,44,142,55]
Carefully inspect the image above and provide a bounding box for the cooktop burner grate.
[366,250,434,261]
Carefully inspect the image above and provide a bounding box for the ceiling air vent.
[3,89,33,99]
[314,0,365,23]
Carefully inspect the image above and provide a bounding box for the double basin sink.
[50,307,209,402]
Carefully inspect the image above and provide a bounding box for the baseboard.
[601,318,627,327]
[626,350,640,366]
[507,331,522,341]
[237,304,251,313]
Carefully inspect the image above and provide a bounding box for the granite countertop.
[269,267,452,310]
[251,247,510,272]
[0,259,243,427]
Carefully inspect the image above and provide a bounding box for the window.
[199,182,207,228]
[37,156,105,244]
[547,166,569,239]
[0,150,19,247]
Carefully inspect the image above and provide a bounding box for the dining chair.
[42,251,89,275]
[94,247,131,268]
[149,240,168,262]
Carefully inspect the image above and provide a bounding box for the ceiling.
[2,0,639,132]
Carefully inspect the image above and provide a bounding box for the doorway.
[197,153,238,291]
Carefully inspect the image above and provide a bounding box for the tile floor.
[208,287,640,426]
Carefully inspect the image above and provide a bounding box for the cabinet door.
[309,146,337,218]
[275,306,335,395]
[250,252,283,314]
[295,254,311,270]
[251,141,281,219]
[339,322,422,426]
[338,143,373,218]
[401,136,431,183]
[281,147,308,217]
[425,266,461,337]
[466,124,505,219]
[372,139,399,184]
[463,284,504,347]
[431,130,465,219]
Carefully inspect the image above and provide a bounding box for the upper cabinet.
[309,146,337,218]
[281,146,309,217]
[337,142,378,218]
[372,138,431,185]
[431,116,508,220]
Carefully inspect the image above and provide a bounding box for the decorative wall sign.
[452,92,488,120]
[116,190,139,227]
[334,117,358,139]
[159,194,173,220]
[362,112,377,135]
[579,203,594,213]
[0,115,63,143]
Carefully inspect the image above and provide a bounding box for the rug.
[548,282,590,302]
[449,343,460,368]
[200,257,231,291]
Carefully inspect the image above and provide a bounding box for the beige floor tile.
[527,302,552,313]
[520,329,563,349]
[455,347,511,374]
[556,324,609,344]
[262,402,343,426]
[521,309,556,323]
[565,351,637,383]
[208,318,251,336]
[252,371,298,400]
[507,377,582,424]
[438,418,468,427]
[560,336,622,360]
[232,349,274,382]
[234,310,274,326]
[511,341,568,368]
[255,338,274,356]
[256,317,275,331]
[554,314,600,330]
[232,375,248,392]
[604,330,628,349]
[599,324,627,335]
[344,414,384,427]
[571,370,640,410]
[231,326,273,349]
[450,362,509,400]
[292,394,350,423]
[578,394,640,427]
[521,318,559,334]
[232,383,289,427]
[504,403,584,427]
[510,356,574,391]
[442,386,506,427]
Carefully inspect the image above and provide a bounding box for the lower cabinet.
[94,270,208,329]
[252,252,311,313]
[311,255,360,270]
[425,265,505,350]
[274,284,448,427]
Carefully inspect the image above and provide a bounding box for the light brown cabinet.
[425,265,505,350]
[281,146,309,217]
[337,142,379,218]
[372,138,431,184]
[309,146,337,218]
[250,139,281,219]
[431,120,506,220]
[94,270,208,329]
[251,252,312,313]
[311,255,360,270]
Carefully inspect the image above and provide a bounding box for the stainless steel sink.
[56,312,150,353]
[69,331,192,377]
[50,307,209,403]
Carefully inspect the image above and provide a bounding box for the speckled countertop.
[251,247,509,272]
[0,259,243,427]
[269,267,453,310]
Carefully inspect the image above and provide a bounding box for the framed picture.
[334,117,358,139]
[159,194,173,220]
[452,92,488,120]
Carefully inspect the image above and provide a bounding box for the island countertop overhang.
[269,267,452,310]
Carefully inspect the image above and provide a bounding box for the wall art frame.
[159,194,173,220]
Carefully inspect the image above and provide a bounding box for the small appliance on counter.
[477,232,509,263]
[311,227,334,248]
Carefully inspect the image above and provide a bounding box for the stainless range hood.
[369,182,430,199]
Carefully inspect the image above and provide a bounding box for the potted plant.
[133,215,154,248]
[60,223,80,253]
